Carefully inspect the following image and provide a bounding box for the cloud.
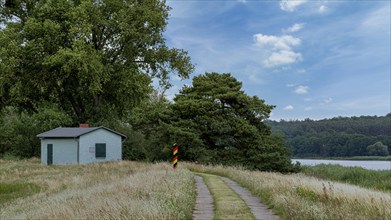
[253,34,302,67]
[280,0,307,12]
[319,5,327,13]
[283,23,305,33]
[237,0,247,3]
[294,85,309,94]
[264,51,302,67]
[254,34,301,50]
[305,107,312,111]
[297,69,306,73]
[360,5,391,34]
[284,105,294,110]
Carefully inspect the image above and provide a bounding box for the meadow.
[302,164,391,192]
[0,158,195,219]
[186,163,391,220]
[1,159,390,220]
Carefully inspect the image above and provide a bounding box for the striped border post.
[173,144,179,169]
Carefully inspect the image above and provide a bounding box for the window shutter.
[95,143,106,158]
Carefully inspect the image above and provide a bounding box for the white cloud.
[253,34,302,67]
[254,34,301,50]
[319,5,327,13]
[294,85,309,94]
[264,50,302,67]
[286,83,296,87]
[305,107,312,111]
[284,105,294,110]
[280,0,307,12]
[237,0,247,3]
[284,23,305,33]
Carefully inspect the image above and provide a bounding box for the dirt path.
[221,177,280,220]
[192,174,280,220]
[193,175,214,220]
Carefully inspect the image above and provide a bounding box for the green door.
[47,144,53,165]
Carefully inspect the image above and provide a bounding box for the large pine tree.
[165,73,295,172]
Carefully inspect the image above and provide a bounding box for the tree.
[0,105,73,157]
[165,72,295,172]
[367,142,389,156]
[129,90,174,161]
[0,0,193,122]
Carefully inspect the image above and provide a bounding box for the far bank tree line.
[0,0,297,172]
[267,115,391,158]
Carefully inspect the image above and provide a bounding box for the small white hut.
[37,125,126,165]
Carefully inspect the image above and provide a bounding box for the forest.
[267,115,391,158]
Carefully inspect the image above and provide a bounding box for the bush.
[0,105,73,158]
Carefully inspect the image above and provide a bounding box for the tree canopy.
[0,0,193,122]
[131,73,297,172]
[267,115,391,157]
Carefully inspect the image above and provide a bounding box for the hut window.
[95,143,106,158]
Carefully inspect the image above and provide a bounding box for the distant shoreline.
[291,156,391,161]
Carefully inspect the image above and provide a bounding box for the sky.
[162,0,390,121]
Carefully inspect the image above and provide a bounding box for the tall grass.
[0,159,195,219]
[185,163,391,220]
[302,164,391,192]
[0,182,41,205]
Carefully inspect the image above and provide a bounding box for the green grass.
[197,173,254,220]
[0,182,41,206]
[302,164,391,191]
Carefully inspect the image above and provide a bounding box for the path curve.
[193,175,214,220]
[221,177,280,220]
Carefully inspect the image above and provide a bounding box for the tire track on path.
[193,175,214,220]
[221,177,280,220]
[192,173,280,220]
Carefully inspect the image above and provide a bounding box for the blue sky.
[163,0,390,120]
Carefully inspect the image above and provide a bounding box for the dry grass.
[0,159,195,219]
[186,163,391,220]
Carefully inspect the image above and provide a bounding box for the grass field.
[0,158,195,219]
[186,163,391,220]
[302,164,391,192]
[1,159,390,220]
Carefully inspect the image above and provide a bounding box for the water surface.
[292,159,391,170]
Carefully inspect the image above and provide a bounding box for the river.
[292,159,391,170]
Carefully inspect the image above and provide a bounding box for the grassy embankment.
[0,158,195,219]
[302,164,391,192]
[186,163,391,220]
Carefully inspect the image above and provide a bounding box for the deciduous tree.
[0,0,193,122]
